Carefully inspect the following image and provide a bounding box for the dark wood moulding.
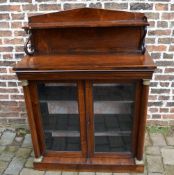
[23,20,149,29]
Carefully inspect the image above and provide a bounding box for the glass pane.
[38,83,81,152]
[93,83,135,153]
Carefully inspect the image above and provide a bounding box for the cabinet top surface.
[24,8,149,29]
[13,52,156,73]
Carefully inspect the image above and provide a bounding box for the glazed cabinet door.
[27,80,140,161]
[85,80,140,158]
[35,81,87,158]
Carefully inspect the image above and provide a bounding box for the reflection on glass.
[93,83,135,153]
[38,83,80,151]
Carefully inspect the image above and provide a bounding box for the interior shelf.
[45,130,131,137]
[40,101,133,115]
[45,132,81,151]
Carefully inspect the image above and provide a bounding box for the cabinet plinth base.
[34,157,144,173]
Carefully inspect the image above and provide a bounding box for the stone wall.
[0,0,173,126]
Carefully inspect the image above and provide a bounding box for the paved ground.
[0,128,174,175]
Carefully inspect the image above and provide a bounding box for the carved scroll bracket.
[140,16,148,54]
[24,28,35,56]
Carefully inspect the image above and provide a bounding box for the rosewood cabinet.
[13,8,156,173]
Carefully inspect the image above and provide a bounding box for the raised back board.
[24,8,149,55]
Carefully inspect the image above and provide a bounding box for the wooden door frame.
[84,79,141,159]
[84,80,95,158]
[25,79,144,161]
[28,80,88,158]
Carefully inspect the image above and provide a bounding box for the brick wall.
[0,0,173,126]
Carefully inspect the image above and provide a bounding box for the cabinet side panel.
[136,81,149,160]
[23,82,42,158]
[131,81,142,156]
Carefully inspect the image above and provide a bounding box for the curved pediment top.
[25,8,148,29]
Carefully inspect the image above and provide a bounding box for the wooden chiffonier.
[13,8,156,173]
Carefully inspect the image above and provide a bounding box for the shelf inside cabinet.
[45,130,131,137]
[45,130,80,137]
[45,132,81,151]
